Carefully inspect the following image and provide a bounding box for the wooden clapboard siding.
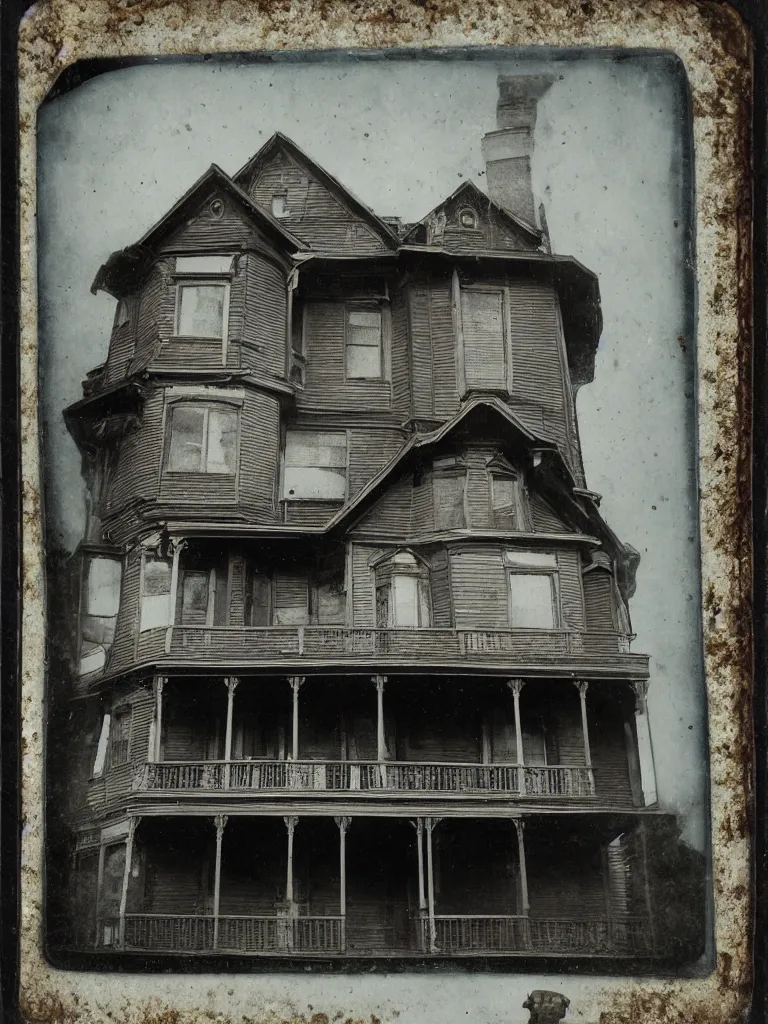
[551,701,586,766]
[228,553,246,626]
[583,570,616,632]
[589,704,634,806]
[101,682,153,807]
[429,281,460,419]
[528,853,608,918]
[390,286,411,417]
[128,261,170,375]
[241,252,287,378]
[108,548,141,674]
[145,841,210,914]
[348,429,405,495]
[411,470,434,533]
[465,446,495,529]
[219,858,282,915]
[162,193,262,252]
[449,545,509,629]
[351,545,382,625]
[408,285,434,419]
[508,401,545,436]
[273,572,309,622]
[435,197,537,254]
[283,501,342,527]
[297,301,392,412]
[159,470,238,506]
[152,338,227,370]
[557,548,585,629]
[429,549,453,627]
[352,473,412,536]
[529,492,569,533]
[239,391,281,521]
[249,152,391,255]
[104,299,138,387]
[101,390,164,522]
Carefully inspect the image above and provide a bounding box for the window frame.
[164,400,240,477]
[343,301,389,382]
[432,463,468,531]
[453,275,513,396]
[172,261,232,364]
[371,550,432,629]
[139,552,174,633]
[489,471,526,531]
[107,704,133,768]
[504,550,561,630]
[281,428,349,503]
[456,206,480,231]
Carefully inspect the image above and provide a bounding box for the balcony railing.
[125,625,644,675]
[120,914,650,955]
[133,760,596,798]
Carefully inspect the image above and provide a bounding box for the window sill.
[162,470,236,478]
[167,334,225,343]
[281,498,345,505]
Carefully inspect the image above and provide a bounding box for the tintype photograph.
[36,50,711,979]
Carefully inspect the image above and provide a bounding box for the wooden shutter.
[461,288,506,389]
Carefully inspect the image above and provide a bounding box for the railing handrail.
[147,758,589,770]
[164,624,628,638]
[432,914,528,920]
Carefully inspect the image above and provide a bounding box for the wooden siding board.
[390,287,411,418]
[242,253,287,378]
[351,545,382,626]
[409,287,433,419]
[108,548,141,675]
[450,545,508,630]
[429,281,460,419]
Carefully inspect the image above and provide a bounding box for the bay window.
[374,551,432,628]
[504,550,559,629]
[166,403,238,474]
[173,255,233,341]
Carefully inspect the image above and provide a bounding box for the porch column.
[372,675,387,762]
[168,538,184,618]
[632,680,658,806]
[575,680,592,769]
[288,677,304,760]
[334,816,351,952]
[117,817,140,948]
[152,677,166,762]
[212,814,228,950]
[507,679,526,796]
[424,817,440,953]
[513,818,530,916]
[284,815,299,905]
[223,677,239,788]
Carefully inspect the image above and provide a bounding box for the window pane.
[348,310,382,331]
[178,284,226,338]
[181,571,210,624]
[284,466,346,500]
[434,474,466,530]
[168,407,205,471]
[509,573,555,629]
[346,344,381,378]
[493,477,519,528]
[418,578,432,627]
[206,409,237,473]
[376,584,390,628]
[285,431,347,468]
[316,582,346,624]
[92,715,110,777]
[143,558,172,596]
[87,558,122,616]
[504,550,557,569]
[461,289,505,387]
[393,574,418,627]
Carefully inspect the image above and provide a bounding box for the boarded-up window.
[140,556,172,632]
[345,308,382,378]
[180,571,212,625]
[166,404,237,474]
[461,288,506,389]
[245,572,271,626]
[491,475,520,530]
[86,557,122,617]
[273,575,309,625]
[108,706,132,766]
[434,473,466,530]
[314,581,346,624]
[283,430,347,500]
[508,573,557,629]
[177,283,227,338]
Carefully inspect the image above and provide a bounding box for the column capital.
[632,679,650,712]
[213,814,228,835]
[225,676,240,693]
[288,676,305,692]
[372,675,387,692]
[424,816,442,834]
[410,817,426,834]
[127,816,141,841]
[574,679,589,698]
[507,679,525,697]
[284,815,299,836]
[512,817,525,840]
[334,816,352,833]
[154,676,166,696]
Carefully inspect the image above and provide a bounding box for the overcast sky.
[37,52,706,850]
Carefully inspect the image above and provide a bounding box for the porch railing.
[134,760,595,798]
[430,915,531,953]
[123,913,215,951]
[130,625,642,671]
[122,914,344,953]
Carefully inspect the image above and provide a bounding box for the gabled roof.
[402,179,542,245]
[91,163,306,298]
[233,132,401,250]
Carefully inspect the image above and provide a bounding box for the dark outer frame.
[2,0,763,1021]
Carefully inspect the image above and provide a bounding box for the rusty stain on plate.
[16,0,753,1021]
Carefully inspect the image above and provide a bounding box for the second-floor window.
[504,550,560,629]
[166,403,238,474]
[176,283,228,338]
[108,705,132,767]
[345,307,383,379]
[140,555,172,632]
[374,551,432,628]
[433,457,466,530]
[491,473,524,530]
[282,430,347,501]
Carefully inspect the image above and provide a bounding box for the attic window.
[272,193,288,218]
[458,208,478,230]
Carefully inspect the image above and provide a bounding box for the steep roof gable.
[233,133,400,254]
[403,180,543,251]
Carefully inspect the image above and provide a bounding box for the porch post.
[424,817,440,953]
[632,680,658,806]
[334,816,351,952]
[372,675,387,762]
[507,679,526,796]
[410,818,427,951]
[153,677,166,762]
[513,818,531,949]
[95,840,106,949]
[288,677,304,760]
[168,538,183,618]
[118,817,140,948]
[284,815,299,905]
[212,814,228,950]
[223,677,239,788]
[575,680,592,769]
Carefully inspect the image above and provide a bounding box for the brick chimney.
[481,74,554,227]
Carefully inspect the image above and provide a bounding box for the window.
[166,404,238,474]
[504,550,559,629]
[458,207,478,229]
[312,580,346,624]
[180,570,213,625]
[374,551,432,628]
[245,571,271,627]
[140,555,172,632]
[290,307,306,386]
[92,714,111,777]
[272,193,288,218]
[85,557,122,617]
[345,308,383,379]
[491,474,523,530]
[283,430,347,501]
[115,299,130,328]
[461,287,508,390]
[108,706,132,766]
[433,461,466,530]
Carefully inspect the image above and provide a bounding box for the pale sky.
[37,52,706,851]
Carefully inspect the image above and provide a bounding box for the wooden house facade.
[59,92,695,964]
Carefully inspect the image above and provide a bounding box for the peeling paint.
[17,1,752,1022]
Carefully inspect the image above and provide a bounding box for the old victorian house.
[56,76,701,963]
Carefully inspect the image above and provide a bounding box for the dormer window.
[272,193,288,218]
[373,551,432,628]
[458,207,478,230]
